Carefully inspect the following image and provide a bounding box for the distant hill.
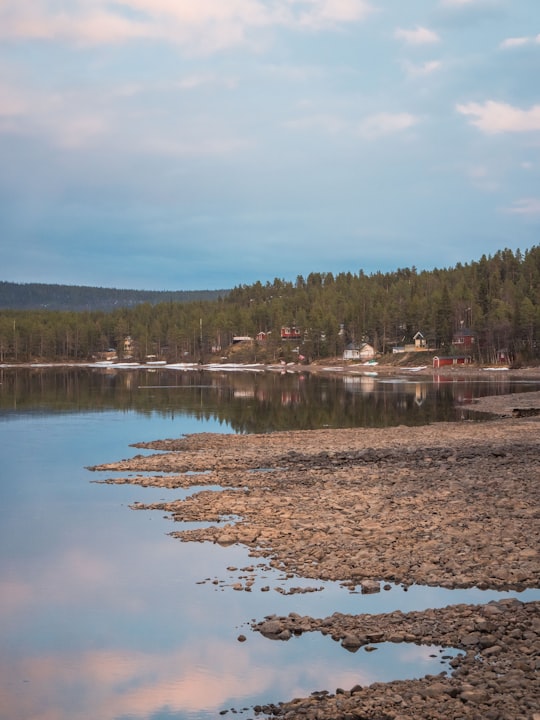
[0,281,229,312]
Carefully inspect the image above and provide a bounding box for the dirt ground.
[89,369,540,720]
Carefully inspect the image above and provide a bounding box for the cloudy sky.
[1,0,539,291]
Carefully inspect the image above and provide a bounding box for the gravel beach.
[89,371,540,720]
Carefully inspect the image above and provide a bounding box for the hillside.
[0,246,538,364]
[0,282,229,312]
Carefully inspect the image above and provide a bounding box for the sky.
[0,0,539,291]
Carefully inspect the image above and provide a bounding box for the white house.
[343,342,376,361]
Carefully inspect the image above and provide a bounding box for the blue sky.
[1,0,539,291]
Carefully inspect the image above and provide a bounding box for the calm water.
[1,367,539,720]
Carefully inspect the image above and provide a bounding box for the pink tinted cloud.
[0,0,373,51]
[457,101,540,133]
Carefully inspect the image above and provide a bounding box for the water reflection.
[1,370,539,720]
[0,637,460,720]
[1,366,539,432]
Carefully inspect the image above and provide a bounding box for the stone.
[341,634,363,650]
[259,620,283,636]
[422,683,451,698]
[460,690,489,704]
[361,580,381,594]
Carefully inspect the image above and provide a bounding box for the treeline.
[1,246,539,364]
[0,281,228,311]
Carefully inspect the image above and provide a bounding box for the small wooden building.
[452,328,476,348]
[433,355,472,369]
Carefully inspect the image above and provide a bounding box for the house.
[452,327,475,348]
[281,326,302,340]
[123,335,134,356]
[344,342,376,361]
[394,331,428,353]
[256,331,269,342]
[94,349,117,361]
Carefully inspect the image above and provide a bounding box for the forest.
[0,281,226,311]
[1,246,539,365]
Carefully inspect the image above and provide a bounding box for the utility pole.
[199,317,203,364]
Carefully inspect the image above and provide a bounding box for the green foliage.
[1,246,539,363]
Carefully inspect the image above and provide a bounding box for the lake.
[1,366,539,720]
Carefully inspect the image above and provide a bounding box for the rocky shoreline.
[250,599,539,720]
[89,400,540,719]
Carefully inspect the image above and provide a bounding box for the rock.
[259,620,283,637]
[361,579,381,594]
[460,689,489,703]
[422,682,451,698]
[341,634,363,650]
[478,634,497,648]
[461,632,481,646]
[216,533,237,546]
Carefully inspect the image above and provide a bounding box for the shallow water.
[1,368,539,720]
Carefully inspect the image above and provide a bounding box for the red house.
[452,327,475,348]
[281,326,302,340]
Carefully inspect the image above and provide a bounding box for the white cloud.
[0,77,109,147]
[0,0,374,52]
[500,36,531,49]
[145,135,253,157]
[402,60,442,77]
[500,35,540,50]
[466,164,499,192]
[176,74,237,90]
[262,63,326,82]
[358,112,420,138]
[293,0,374,29]
[283,113,345,134]
[440,0,504,10]
[0,5,151,45]
[504,198,540,216]
[441,0,480,5]
[283,108,421,139]
[0,81,28,117]
[394,25,440,45]
[456,101,540,134]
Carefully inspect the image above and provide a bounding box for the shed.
[433,356,472,368]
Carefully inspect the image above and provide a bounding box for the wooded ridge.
[0,281,228,311]
[1,246,539,364]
